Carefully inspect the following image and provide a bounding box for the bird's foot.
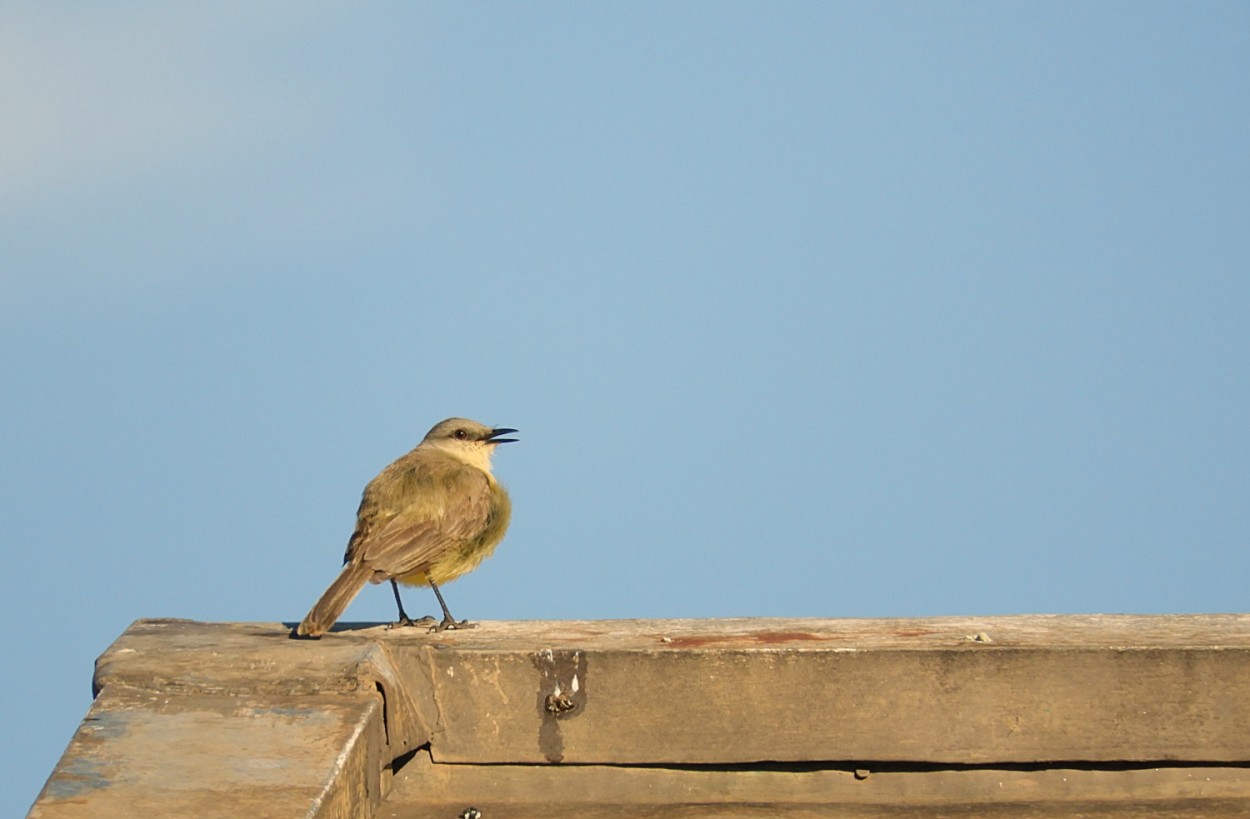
[429,616,477,633]
[388,614,436,630]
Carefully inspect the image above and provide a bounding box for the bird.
[293,417,516,638]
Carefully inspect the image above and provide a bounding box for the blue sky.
[4,3,1248,813]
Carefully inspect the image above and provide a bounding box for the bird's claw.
[429,617,476,633]
[388,615,436,630]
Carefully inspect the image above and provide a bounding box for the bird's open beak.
[486,427,519,444]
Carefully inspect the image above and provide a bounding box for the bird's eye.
[454,429,468,440]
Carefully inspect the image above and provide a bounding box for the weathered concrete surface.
[383,749,1250,818]
[377,613,1250,765]
[30,687,382,819]
[27,614,1250,817]
[89,618,433,755]
[28,619,403,819]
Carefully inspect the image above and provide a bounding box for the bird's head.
[420,417,518,472]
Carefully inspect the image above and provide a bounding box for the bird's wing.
[355,465,496,577]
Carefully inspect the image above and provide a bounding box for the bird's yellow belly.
[393,481,511,589]
[395,538,500,588]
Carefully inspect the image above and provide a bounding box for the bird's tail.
[294,562,374,638]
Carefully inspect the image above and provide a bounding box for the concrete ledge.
[384,750,1250,818]
[28,614,1250,817]
[29,686,383,819]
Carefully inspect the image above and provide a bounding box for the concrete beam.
[27,614,1250,817]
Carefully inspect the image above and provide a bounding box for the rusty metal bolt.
[544,691,576,714]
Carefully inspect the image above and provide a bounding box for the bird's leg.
[388,580,434,629]
[428,578,476,631]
